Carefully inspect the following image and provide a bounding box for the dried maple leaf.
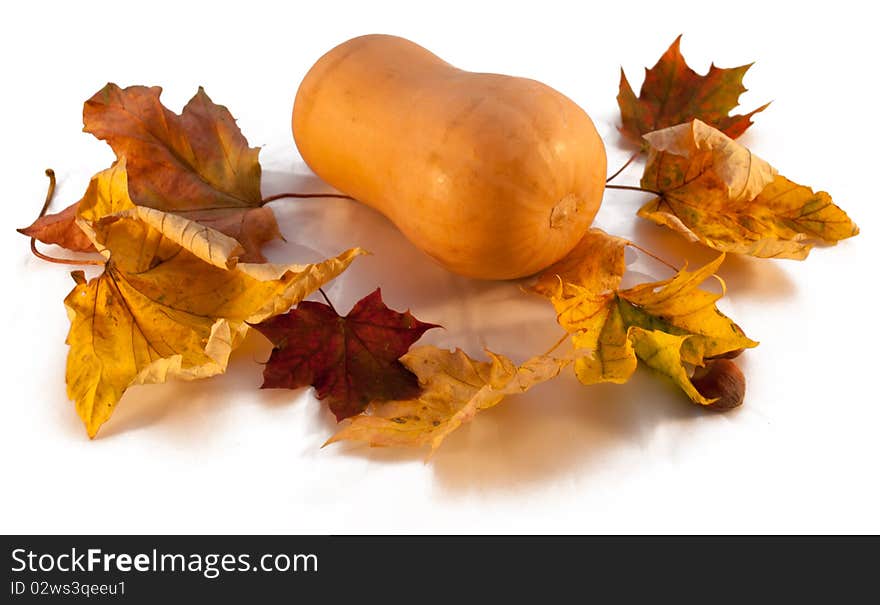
[532,229,757,406]
[638,120,859,259]
[17,200,95,252]
[327,346,567,453]
[65,162,363,437]
[618,35,768,144]
[253,289,439,421]
[22,84,280,262]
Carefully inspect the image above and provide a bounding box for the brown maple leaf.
[253,289,440,421]
[618,35,769,144]
[20,84,280,262]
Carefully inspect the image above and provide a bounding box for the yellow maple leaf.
[326,346,567,454]
[638,119,859,259]
[65,162,364,437]
[534,228,756,406]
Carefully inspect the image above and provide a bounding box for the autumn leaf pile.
[19,38,859,455]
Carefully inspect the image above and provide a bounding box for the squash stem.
[261,192,355,205]
[22,169,104,267]
[605,150,642,183]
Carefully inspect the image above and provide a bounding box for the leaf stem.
[37,168,56,217]
[626,242,679,272]
[541,332,569,357]
[605,184,661,196]
[261,192,355,205]
[25,169,104,267]
[605,150,642,183]
[318,288,338,314]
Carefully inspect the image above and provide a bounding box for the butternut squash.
[293,34,606,280]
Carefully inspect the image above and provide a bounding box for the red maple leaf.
[253,289,439,420]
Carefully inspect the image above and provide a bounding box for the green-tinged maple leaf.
[531,228,756,407]
[618,35,768,144]
[638,120,859,258]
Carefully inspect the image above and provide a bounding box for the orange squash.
[293,34,606,280]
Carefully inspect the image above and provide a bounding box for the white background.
[2,0,877,534]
